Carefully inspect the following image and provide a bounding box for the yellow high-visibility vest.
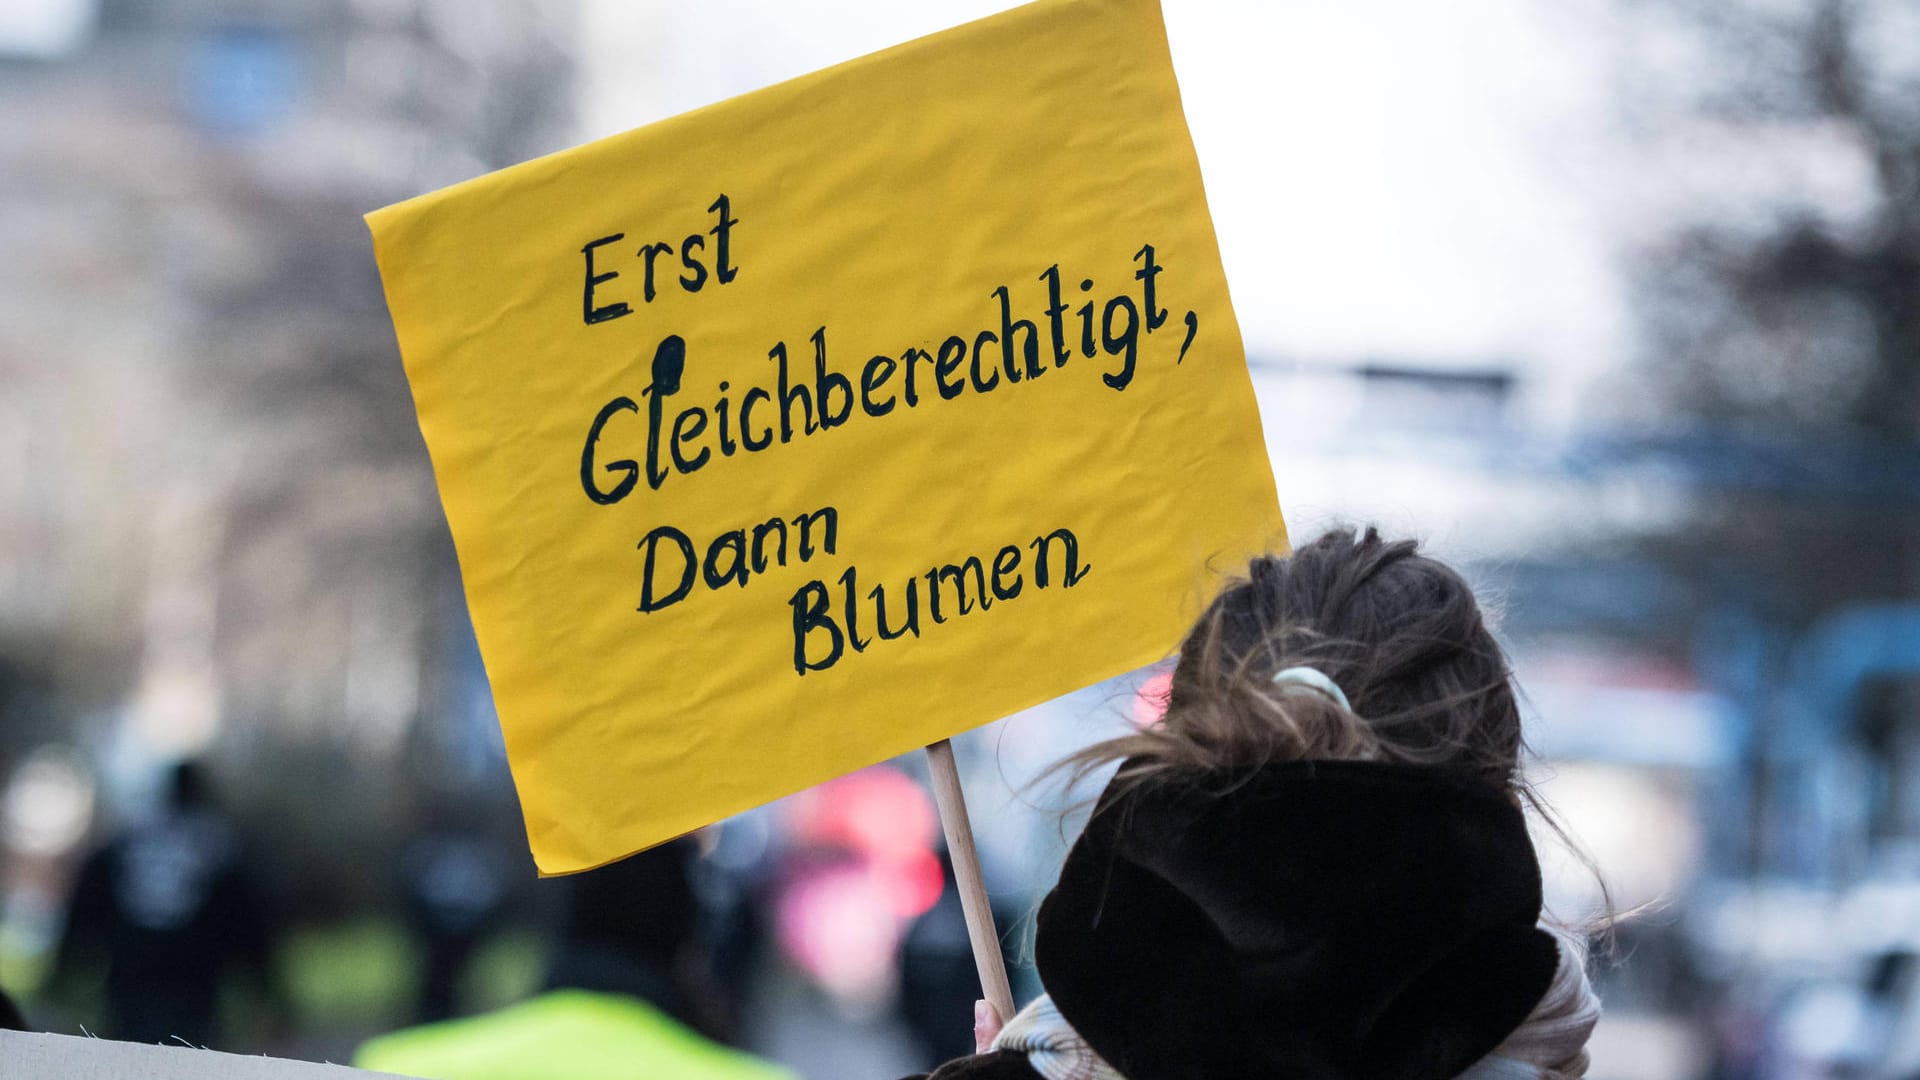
[354,989,797,1080]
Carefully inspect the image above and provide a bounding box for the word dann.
[626,506,1091,676]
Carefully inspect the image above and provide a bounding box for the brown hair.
[1060,526,1526,797]
[1056,526,1616,942]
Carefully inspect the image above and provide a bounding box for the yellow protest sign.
[368,0,1285,874]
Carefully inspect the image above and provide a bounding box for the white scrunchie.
[1270,665,1352,712]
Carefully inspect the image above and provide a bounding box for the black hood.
[1034,760,1557,1080]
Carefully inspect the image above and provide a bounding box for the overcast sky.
[577,0,1629,392]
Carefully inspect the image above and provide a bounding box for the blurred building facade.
[0,0,575,929]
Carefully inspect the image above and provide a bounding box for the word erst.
[581,195,741,324]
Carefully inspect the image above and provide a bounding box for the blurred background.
[1,0,1917,1077]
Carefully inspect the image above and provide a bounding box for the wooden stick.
[924,737,1017,1024]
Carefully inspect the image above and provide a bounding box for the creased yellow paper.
[368,0,1285,874]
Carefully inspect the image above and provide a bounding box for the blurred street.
[4,2,1920,1078]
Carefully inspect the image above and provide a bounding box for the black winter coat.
[903,761,1556,1080]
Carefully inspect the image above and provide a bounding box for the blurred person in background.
[47,760,276,1047]
[899,848,1023,1070]
[400,804,513,1023]
[355,836,794,1080]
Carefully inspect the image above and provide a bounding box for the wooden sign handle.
[924,738,1017,1024]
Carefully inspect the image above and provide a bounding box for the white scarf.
[990,994,1125,1080]
[994,929,1598,1080]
